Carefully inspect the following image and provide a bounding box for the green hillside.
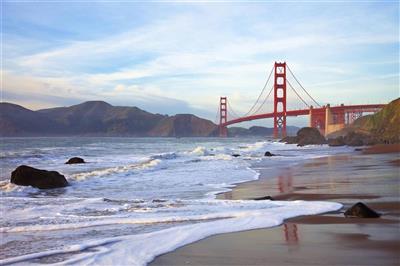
[353,98,400,143]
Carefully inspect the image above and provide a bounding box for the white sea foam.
[71,158,161,181]
[0,200,342,265]
[0,138,352,265]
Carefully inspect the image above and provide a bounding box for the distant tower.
[219,97,228,137]
[273,62,287,138]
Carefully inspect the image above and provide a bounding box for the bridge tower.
[273,62,287,138]
[219,97,228,137]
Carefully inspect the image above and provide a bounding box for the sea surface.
[0,137,351,265]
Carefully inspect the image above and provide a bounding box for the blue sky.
[2,1,399,127]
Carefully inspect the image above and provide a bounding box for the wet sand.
[151,146,400,266]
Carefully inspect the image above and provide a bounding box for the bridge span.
[218,62,385,138]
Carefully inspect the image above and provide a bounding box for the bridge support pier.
[219,97,228,137]
[324,104,346,137]
[273,62,287,138]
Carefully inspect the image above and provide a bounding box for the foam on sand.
[0,200,342,266]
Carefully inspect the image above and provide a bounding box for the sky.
[2,0,399,127]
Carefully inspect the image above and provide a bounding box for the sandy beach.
[151,145,400,266]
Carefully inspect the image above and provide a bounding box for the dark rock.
[152,199,167,203]
[280,136,297,144]
[264,151,275,157]
[344,132,364,146]
[343,131,376,146]
[328,136,345,147]
[280,127,326,146]
[344,202,380,218]
[296,127,327,146]
[11,165,69,189]
[253,196,274,201]
[355,148,364,151]
[231,154,241,157]
[65,157,85,164]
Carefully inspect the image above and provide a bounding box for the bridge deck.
[221,104,385,127]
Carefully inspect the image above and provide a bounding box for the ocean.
[0,137,351,265]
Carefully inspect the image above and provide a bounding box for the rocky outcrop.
[66,157,85,164]
[328,136,345,146]
[329,132,376,147]
[280,136,297,144]
[344,132,375,146]
[11,165,69,189]
[281,127,326,146]
[344,202,380,218]
[264,151,275,157]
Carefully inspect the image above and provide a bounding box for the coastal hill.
[352,98,400,143]
[0,103,63,136]
[0,101,298,137]
[327,98,400,144]
[38,101,165,136]
[148,114,217,137]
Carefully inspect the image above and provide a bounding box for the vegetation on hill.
[353,98,400,143]
[327,98,400,144]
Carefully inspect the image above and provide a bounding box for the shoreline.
[151,145,400,266]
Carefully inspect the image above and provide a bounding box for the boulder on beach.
[11,165,69,189]
[65,157,85,164]
[328,136,345,147]
[253,196,274,201]
[296,127,327,146]
[281,127,326,146]
[264,151,275,157]
[344,202,380,218]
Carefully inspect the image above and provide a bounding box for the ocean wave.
[150,152,178,160]
[0,200,342,266]
[71,159,162,181]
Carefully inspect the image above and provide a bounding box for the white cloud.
[3,3,399,122]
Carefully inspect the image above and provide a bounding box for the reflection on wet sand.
[278,172,300,246]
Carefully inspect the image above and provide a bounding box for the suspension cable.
[227,102,240,120]
[251,85,274,115]
[242,65,274,117]
[287,65,321,107]
[287,79,310,108]
[214,104,220,125]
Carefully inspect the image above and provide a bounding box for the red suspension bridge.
[217,62,385,138]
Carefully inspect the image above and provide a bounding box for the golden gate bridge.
[217,62,385,138]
